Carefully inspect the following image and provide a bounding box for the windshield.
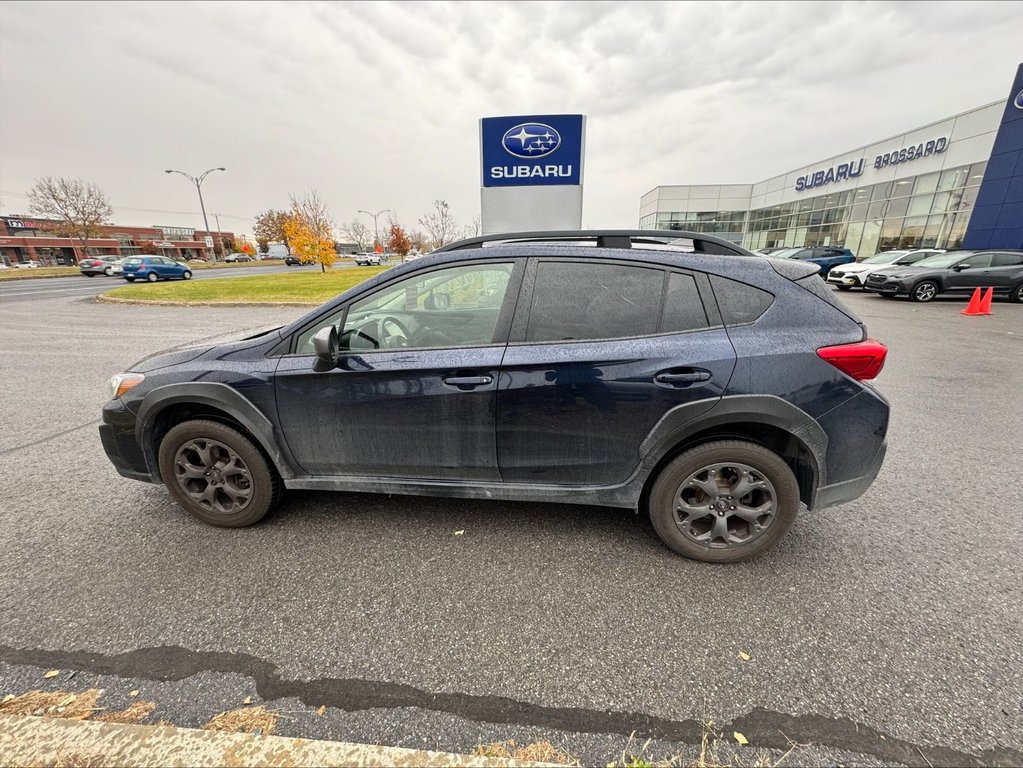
[864,251,907,264]
[771,248,802,259]
[912,252,971,268]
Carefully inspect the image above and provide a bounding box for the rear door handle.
[655,369,712,386]
[443,375,493,387]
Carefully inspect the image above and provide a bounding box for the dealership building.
[640,65,1023,256]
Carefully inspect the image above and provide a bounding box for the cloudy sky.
[1,1,1021,238]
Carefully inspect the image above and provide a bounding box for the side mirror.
[311,325,340,372]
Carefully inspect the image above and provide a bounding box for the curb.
[0,713,553,768]
[94,294,319,308]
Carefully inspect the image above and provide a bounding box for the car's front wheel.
[648,440,800,563]
[147,271,159,282]
[104,267,113,276]
[158,420,281,527]
[1010,282,1023,304]
[910,280,939,302]
[182,270,192,280]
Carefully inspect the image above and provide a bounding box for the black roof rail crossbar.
[432,229,749,256]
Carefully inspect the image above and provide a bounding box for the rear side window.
[526,262,661,342]
[661,272,709,332]
[992,253,1022,267]
[709,275,773,326]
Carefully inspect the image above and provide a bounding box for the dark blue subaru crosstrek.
[100,230,889,563]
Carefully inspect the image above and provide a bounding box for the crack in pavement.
[0,644,1018,767]
[0,419,101,456]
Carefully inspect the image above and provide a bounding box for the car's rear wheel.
[648,440,800,563]
[103,267,113,276]
[182,270,192,280]
[147,271,159,282]
[158,419,281,527]
[910,280,938,302]
[1010,282,1023,304]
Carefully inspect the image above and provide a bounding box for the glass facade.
[642,162,987,257]
[638,210,746,244]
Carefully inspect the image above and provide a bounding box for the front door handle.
[655,369,712,386]
[443,375,493,387]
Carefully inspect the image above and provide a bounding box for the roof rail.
[432,229,751,256]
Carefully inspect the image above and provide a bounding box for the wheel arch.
[136,383,297,483]
[637,396,827,512]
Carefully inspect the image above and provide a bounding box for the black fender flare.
[638,394,828,488]
[135,382,297,481]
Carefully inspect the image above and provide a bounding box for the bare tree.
[418,199,459,250]
[408,230,429,253]
[341,218,372,251]
[28,176,113,264]
[461,214,481,239]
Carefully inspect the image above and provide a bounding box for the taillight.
[816,339,888,381]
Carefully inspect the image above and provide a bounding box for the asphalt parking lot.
[0,287,1020,766]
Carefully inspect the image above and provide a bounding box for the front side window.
[958,253,992,269]
[295,262,514,354]
[525,262,662,342]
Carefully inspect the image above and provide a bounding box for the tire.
[182,270,192,280]
[147,271,159,282]
[158,419,281,528]
[1010,282,1023,304]
[103,267,113,276]
[648,440,800,563]
[909,280,939,302]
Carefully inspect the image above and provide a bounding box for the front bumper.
[99,399,158,483]
[863,277,908,295]
[827,272,865,287]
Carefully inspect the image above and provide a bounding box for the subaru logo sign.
[502,123,561,159]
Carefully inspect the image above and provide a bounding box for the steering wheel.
[379,316,413,349]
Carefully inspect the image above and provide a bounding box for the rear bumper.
[99,400,158,483]
[813,439,886,509]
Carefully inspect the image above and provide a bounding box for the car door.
[945,252,994,293]
[273,259,523,480]
[496,258,735,486]
[986,252,1023,291]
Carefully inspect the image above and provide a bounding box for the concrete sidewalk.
[0,713,551,768]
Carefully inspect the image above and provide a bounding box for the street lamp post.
[164,167,225,261]
[358,208,389,255]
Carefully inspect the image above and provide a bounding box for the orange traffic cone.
[961,288,983,316]
[978,287,994,315]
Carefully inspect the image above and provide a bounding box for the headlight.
[108,373,145,399]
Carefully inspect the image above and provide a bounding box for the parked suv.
[120,256,193,282]
[772,246,856,275]
[864,249,1023,302]
[355,252,382,266]
[99,230,890,563]
[827,249,943,290]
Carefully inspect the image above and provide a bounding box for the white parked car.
[354,252,382,266]
[15,260,40,269]
[827,248,944,290]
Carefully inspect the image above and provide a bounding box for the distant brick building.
[0,217,236,266]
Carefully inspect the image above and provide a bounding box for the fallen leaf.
[243,696,252,705]
[734,731,748,745]
[738,651,751,661]
[129,690,140,698]
[43,670,60,679]
[2,695,14,703]
[316,705,326,716]
[454,530,465,536]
